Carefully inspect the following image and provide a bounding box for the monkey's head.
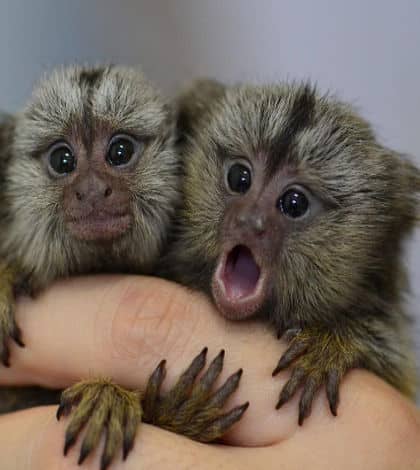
[4,65,179,283]
[175,81,420,327]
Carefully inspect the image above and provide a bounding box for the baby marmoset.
[165,79,420,424]
[0,67,246,469]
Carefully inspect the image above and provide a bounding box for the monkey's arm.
[0,263,25,366]
[273,316,415,425]
[57,348,247,470]
[0,387,61,413]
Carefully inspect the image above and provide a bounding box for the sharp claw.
[78,443,90,465]
[122,436,134,461]
[276,395,288,410]
[276,367,306,409]
[1,347,10,368]
[11,325,24,347]
[196,349,225,391]
[56,403,65,420]
[197,401,250,442]
[161,347,208,414]
[298,377,321,425]
[272,340,308,376]
[100,454,113,470]
[63,433,76,456]
[326,370,340,416]
[204,368,243,409]
[142,359,167,423]
[122,401,141,460]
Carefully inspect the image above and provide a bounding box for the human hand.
[1,275,419,469]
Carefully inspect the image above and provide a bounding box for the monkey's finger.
[0,305,19,366]
[57,380,91,420]
[193,402,250,442]
[77,392,111,465]
[202,368,243,411]
[281,328,302,343]
[122,399,142,460]
[298,377,322,425]
[11,322,25,347]
[100,403,124,470]
[272,340,308,376]
[326,369,341,416]
[172,350,225,425]
[178,368,244,433]
[0,337,10,367]
[142,359,166,423]
[63,386,102,455]
[158,347,208,419]
[276,367,306,409]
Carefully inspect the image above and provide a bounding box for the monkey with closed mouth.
[165,78,420,425]
[0,67,247,469]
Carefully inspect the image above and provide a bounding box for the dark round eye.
[107,136,136,166]
[48,145,76,175]
[279,189,309,218]
[227,163,252,194]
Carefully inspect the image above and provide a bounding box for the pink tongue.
[224,246,260,299]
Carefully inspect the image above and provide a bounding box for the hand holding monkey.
[1,275,419,469]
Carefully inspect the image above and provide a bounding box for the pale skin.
[0,276,419,469]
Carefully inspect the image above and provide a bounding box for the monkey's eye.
[278,189,309,219]
[107,135,141,167]
[48,143,76,176]
[226,162,252,194]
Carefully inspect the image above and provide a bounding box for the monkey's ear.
[174,79,226,143]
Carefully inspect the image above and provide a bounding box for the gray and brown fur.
[1,66,178,288]
[0,67,246,469]
[165,79,420,424]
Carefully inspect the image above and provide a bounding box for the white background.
[1,0,419,361]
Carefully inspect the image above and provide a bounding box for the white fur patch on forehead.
[92,66,168,136]
[26,66,85,128]
[14,66,86,155]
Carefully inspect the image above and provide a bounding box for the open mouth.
[224,245,261,299]
[212,244,265,320]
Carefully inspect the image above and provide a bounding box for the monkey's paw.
[272,328,357,425]
[57,379,142,470]
[0,294,24,367]
[142,347,249,442]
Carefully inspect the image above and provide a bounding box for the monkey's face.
[181,83,419,325]
[6,66,179,280]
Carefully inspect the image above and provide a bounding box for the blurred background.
[0,0,419,361]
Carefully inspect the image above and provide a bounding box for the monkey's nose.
[253,216,266,235]
[252,216,266,235]
[237,213,266,235]
[74,186,113,202]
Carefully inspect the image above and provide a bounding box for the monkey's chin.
[212,245,265,320]
[66,213,132,242]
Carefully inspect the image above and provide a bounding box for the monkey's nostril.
[104,187,112,198]
[238,214,247,225]
[76,191,83,201]
[253,217,266,234]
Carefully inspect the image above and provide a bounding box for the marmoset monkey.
[165,79,420,425]
[0,67,247,469]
